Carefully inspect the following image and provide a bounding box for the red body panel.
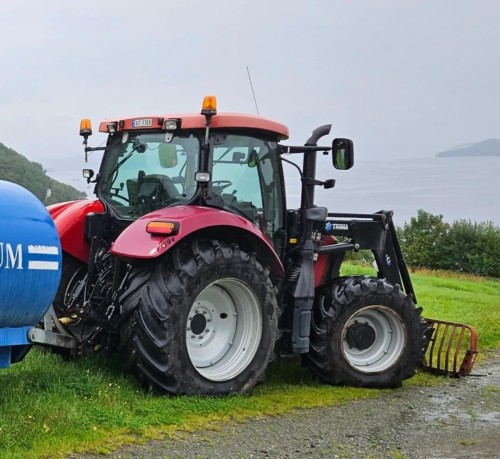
[314,235,338,288]
[48,199,105,262]
[314,254,329,288]
[99,113,289,140]
[110,205,284,276]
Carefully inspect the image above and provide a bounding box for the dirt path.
[78,352,500,459]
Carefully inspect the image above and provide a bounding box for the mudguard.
[110,205,284,278]
[48,199,105,263]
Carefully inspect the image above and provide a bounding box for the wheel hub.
[187,306,215,348]
[346,321,376,350]
[190,313,207,335]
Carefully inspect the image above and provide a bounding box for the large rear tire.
[302,276,428,388]
[119,239,279,395]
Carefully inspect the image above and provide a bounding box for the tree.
[397,209,449,269]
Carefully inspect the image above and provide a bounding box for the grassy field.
[1,267,499,459]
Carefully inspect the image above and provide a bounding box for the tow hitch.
[421,318,478,377]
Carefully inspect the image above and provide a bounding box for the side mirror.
[83,168,95,183]
[332,138,354,170]
[159,143,178,168]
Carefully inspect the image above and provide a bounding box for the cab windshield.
[99,131,200,219]
[98,130,285,245]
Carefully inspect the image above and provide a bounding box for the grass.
[1,265,499,458]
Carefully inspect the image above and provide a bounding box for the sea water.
[285,156,500,226]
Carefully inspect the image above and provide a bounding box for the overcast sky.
[1,0,499,167]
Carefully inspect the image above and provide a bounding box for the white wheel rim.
[186,278,262,382]
[341,305,406,373]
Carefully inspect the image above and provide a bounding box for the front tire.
[119,239,279,395]
[302,276,428,388]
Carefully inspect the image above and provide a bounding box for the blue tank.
[0,180,61,367]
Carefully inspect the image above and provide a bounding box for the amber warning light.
[146,221,179,236]
[201,95,217,116]
[79,119,92,137]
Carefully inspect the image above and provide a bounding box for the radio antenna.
[246,66,260,115]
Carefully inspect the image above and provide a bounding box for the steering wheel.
[212,180,233,192]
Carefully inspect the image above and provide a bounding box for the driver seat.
[137,174,179,212]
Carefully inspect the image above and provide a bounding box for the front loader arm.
[320,210,416,301]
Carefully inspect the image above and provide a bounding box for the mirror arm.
[85,146,106,152]
[84,146,106,162]
[301,177,336,189]
[280,145,331,154]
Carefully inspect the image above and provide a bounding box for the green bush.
[438,220,500,277]
[398,210,500,277]
[397,210,449,269]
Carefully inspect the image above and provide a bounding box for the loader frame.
[312,210,478,376]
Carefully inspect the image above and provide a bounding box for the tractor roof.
[98,113,289,140]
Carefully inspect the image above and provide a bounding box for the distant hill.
[436,139,500,157]
[0,142,86,205]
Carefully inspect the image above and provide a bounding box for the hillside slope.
[0,142,86,204]
[436,138,500,157]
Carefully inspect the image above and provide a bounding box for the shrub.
[397,210,500,278]
[397,210,449,269]
[438,220,500,277]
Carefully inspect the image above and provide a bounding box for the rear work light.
[107,122,117,134]
[146,221,179,236]
[164,118,180,130]
[195,171,211,182]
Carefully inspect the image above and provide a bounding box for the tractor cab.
[80,98,288,249]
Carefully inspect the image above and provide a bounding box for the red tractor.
[38,96,454,395]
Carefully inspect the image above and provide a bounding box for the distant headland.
[436,139,500,157]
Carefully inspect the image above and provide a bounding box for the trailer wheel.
[52,253,88,337]
[303,276,428,388]
[119,239,279,395]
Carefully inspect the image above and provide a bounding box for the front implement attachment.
[421,318,478,377]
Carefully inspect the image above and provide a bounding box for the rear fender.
[48,200,106,263]
[110,205,284,279]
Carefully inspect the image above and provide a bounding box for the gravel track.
[77,351,500,459]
